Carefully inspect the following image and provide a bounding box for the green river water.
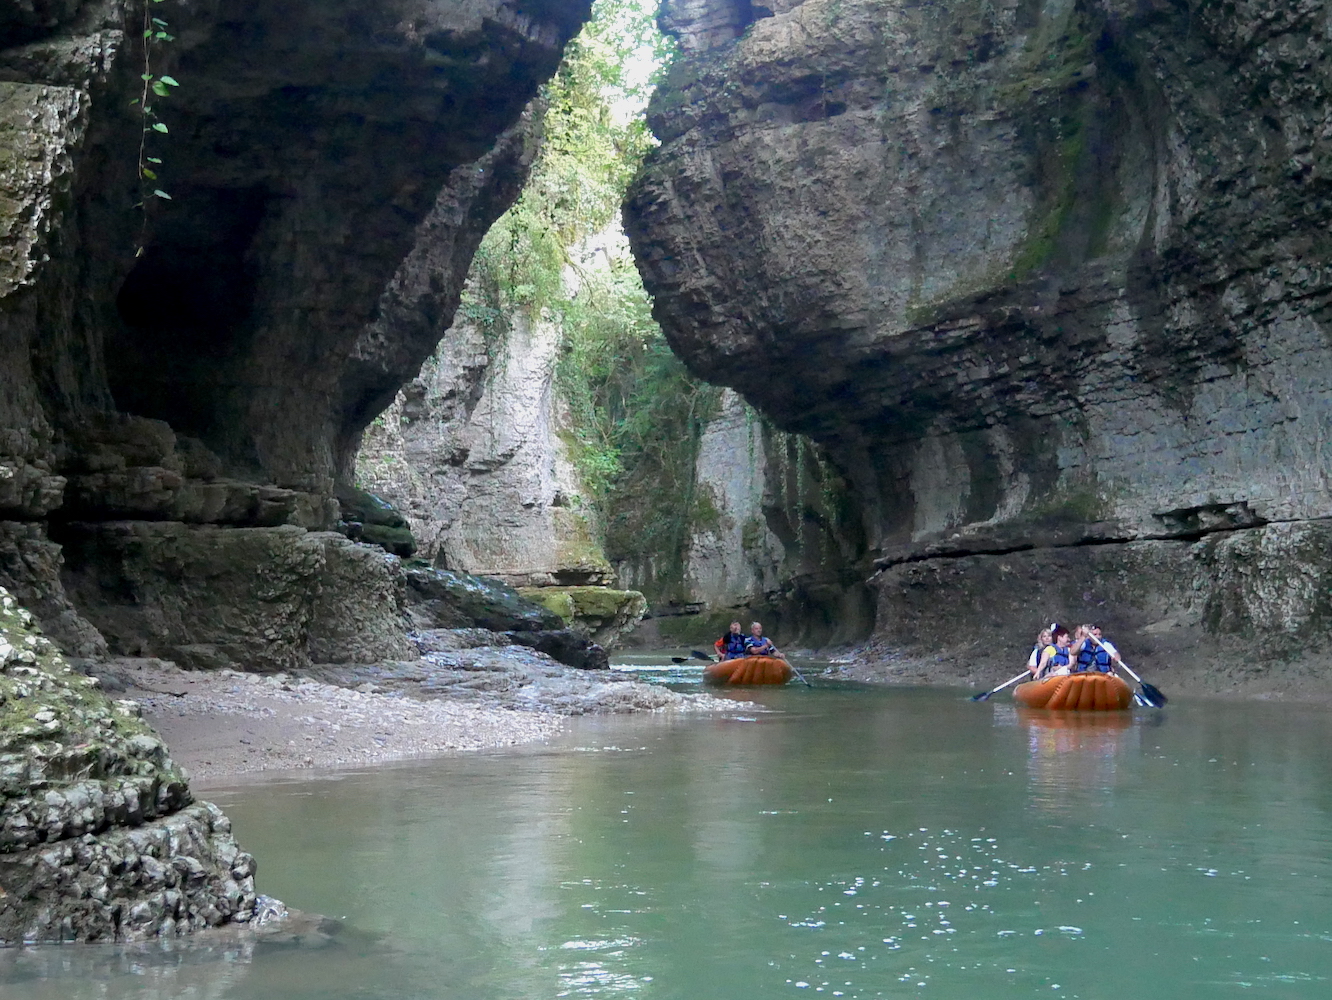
[3,679,1332,999]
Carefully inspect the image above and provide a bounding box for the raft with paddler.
[671,620,811,687]
[972,622,1167,711]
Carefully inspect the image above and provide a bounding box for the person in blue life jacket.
[714,621,748,660]
[1035,626,1073,679]
[1070,624,1096,672]
[1085,624,1121,673]
[744,621,782,658]
[1026,626,1054,676]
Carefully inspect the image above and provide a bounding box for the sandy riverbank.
[94,651,750,783]
[105,659,563,784]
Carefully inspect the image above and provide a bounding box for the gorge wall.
[2,0,591,940]
[626,0,1332,688]
[1,0,591,670]
[615,389,871,647]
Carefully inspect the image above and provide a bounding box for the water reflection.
[1017,709,1139,815]
[8,690,1332,1000]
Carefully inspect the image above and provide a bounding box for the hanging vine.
[132,0,179,249]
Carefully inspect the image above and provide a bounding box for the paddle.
[1090,635,1167,708]
[971,670,1031,702]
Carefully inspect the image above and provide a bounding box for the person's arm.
[1036,647,1054,679]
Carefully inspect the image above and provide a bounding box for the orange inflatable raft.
[702,656,794,686]
[1013,672,1133,711]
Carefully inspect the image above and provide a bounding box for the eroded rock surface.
[626,0,1332,680]
[1,0,591,667]
[0,587,269,943]
[357,313,615,586]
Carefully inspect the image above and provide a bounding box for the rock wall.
[625,0,1332,679]
[357,312,614,587]
[0,587,271,943]
[0,0,591,667]
[616,389,871,646]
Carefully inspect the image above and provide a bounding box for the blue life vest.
[1092,642,1115,672]
[1074,640,1097,673]
[745,636,774,656]
[1046,644,1071,669]
[722,633,747,657]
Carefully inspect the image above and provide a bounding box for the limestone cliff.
[0,0,591,668]
[617,389,870,646]
[357,313,615,587]
[626,0,1332,683]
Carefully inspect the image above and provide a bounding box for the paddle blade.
[691,650,715,662]
[971,690,994,702]
[1139,682,1168,707]
[671,657,687,664]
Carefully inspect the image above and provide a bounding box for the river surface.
[4,681,1332,999]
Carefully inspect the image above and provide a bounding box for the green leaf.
[142,167,158,180]
[152,189,172,200]
[146,156,162,164]
[151,17,168,26]
[152,122,169,133]
[151,81,171,97]
[159,76,179,87]
[141,73,153,81]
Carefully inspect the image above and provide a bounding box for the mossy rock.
[359,523,416,558]
[336,484,416,557]
[516,586,647,648]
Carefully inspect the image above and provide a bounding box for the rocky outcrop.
[0,587,273,943]
[357,312,615,586]
[0,0,591,665]
[626,0,1332,679]
[517,585,648,647]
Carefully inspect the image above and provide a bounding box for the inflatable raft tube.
[1013,672,1133,711]
[702,656,794,686]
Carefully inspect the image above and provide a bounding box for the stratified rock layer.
[0,587,267,943]
[0,0,590,667]
[626,0,1332,679]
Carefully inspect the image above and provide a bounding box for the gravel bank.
[99,650,746,784]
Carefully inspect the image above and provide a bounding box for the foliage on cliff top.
[453,0,717,589]
[462,0,667,330]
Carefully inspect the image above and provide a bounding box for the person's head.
[750,621,764,637]
[1037,628,1052,646]
[1053,627,1070,647]
[1090,624,1103,640]
[729,621,743,634]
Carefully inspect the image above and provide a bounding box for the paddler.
[1034,626,1073,679]
[1086,624,1121,673]
[744,621,782,658]
[714,621,748,660]
[1026,626,1053,676]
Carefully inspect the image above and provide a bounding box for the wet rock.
[403,565,564,632]
[334,484,416,558]
[306,647,716,715]
[504,629,607,670]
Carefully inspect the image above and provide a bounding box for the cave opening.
[110,187,269,448]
